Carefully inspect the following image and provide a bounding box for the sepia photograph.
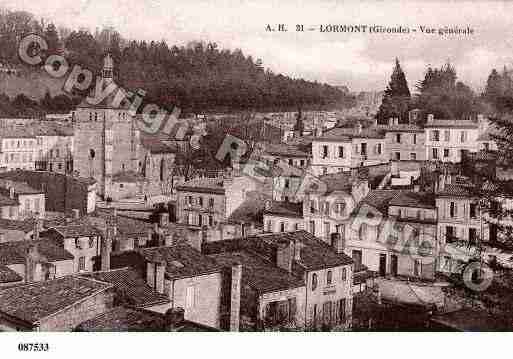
[0,0,512,356]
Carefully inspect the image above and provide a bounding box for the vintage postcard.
[0,0,512,355]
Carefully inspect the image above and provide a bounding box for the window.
[470,203,477,218]
[322,145,329,158]
[89,238,94,248]
[396,133,402,143]
[338,146,344,158]
[288,159,293,166]
[352,250,362,269]
[186,286,195,308]
[327,270,333,285]
[410,153,417,160]
[341,267,347,281]
[78,256,85,271]
[444,149,450,158]
[280,222,285,232]
[469,228,477,246]
[300,159,305,167]
[431,130,440,141]
[119,183,124,189]
[284,179,290,189]
[394,152,400,160]
[309,220,315,235]
[294,223,300,230]
[450,202,457,218]
[322,167,327,175]
[432,148,438,159]
[484,142,490,151]
[198,197,203,207]
[266,220,273,232]
[377,143,382,154]
[311,273,318,291]
[324,222,330,237]
[209,215,213,227]
[310,200,316,213]
[188,196,193,205]
[413,134,417,144]
[460,131,467,143]
[209,198,214,208]
[361,143,367,156]
[338,298,346,323]
[446,226,455,243]
[414,259,420,277]
[444,130,450,141]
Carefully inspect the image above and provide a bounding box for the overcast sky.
[4,0,513,92]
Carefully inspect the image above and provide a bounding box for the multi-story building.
[42,223,103,273]
[263,171,370,243]
[260,143,311,169]
[383,118,426,161]
[311,123,387,176]
[72,54,176,200]
[0,127,37,171]
[33,122,74,174]
[0,180,45,219]
[203,230,354,331]
[424,115,480,162]
[176,175,257,228]
[435,174,489,273]
[0,276,114,331]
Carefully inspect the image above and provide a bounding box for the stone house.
[0,276,114,331]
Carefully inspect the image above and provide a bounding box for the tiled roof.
[112,171,145,183]
[477,125,499,141]
[140,245,223,280]
[0,239,74,265]
[75,306,218,332]
[0,169,96,187]
[51,224,102,238]
[360,190,405,214]
[32,122,74,137]
[209,250,305,293]
[424,119,478,129]
[436,184,474,197]
[177,178,226,194]
[0,126,36,139]
[83,268,170,307]
[204,230,353,272]
[318,126,385,140]
[0,218,35,233]
[264,201,303,218]
[0,263,22,283]
[263,143,310,158]
[318,171,356,193]
[384,124,424,133]
[140,134,178,154]
[0,180,42,195]
[388,191,436,208]
[0,193,18,206]
[0,276,112,325]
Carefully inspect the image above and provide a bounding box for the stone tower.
[73,53,137,199]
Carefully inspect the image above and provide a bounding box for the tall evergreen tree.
[376,58,411,123]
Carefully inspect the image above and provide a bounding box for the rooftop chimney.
[330,232,345,254]
[159,212,169,228]
[230,263,242,332]
[164,307,185,331]
[101,227,113,271]
[276,241,294,273]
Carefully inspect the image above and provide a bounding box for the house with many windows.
[424,115,481,163]
[203,230,354,331]
[383,118,426,161]
[311,123,387,176]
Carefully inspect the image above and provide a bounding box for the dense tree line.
[377,60,482,124]
[0,91,77,117]
[0,8,354,115]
